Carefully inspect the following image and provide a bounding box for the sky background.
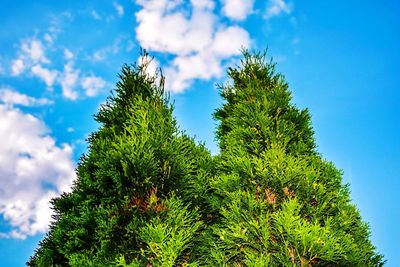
[0,0,399,266]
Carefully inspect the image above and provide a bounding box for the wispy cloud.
[11,38,50,77]
[0,87,53,107]
[64,48,74,60]
[113,2,124,17]
[11,59,24,76]
[11,38,56,85]
[91,10,102,20]
[60,62,80,100]
[31,65,58,87]
[89,36,126,62]
[43,33,54,44]
[81,75,107,97]
[20,39,50,64]
[0,62,4,75]
[265,0,292,19]
[10,30,108,100]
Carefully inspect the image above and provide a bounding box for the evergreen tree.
[28,50,384,266]
[202,50,384,266]
[27,53,212,266]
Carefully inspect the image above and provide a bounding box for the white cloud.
[31,65,58,87]
[135,0,182,12]
[11,59,25,76]
[0,59,5,75]
[60,63,79,100]
[64,48,74,60]
[134,0,251,92]
[126,40,135,52]
[91,10,102,20]
[90,37,123,62]
[113,2,124,16]
[81,75,106,97]
[0,87,53,107]
[135,11,191,55]
[21,39,50,64]
[191,0,215,9]
[139,56,159,77]
[9,16,106,100]
[265,0,292,19]
[165,50,222,91]
[135,0,216,55]
[221,0,254,20]
[138,55,162,87]
[92,51,105,62]
[43,33,54,44]
[212,26,250,57]
[11,38,51,77]
[0,104,75,239]
[11,39,58,88]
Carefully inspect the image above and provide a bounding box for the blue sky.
[0,0,399,266]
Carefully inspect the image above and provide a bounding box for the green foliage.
[201,50,384,266]
[27,52,211,267]
[28,50,383,266]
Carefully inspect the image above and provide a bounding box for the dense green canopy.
[28,51,383,266]
[203,51,383,266]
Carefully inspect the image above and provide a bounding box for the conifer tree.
[27,53,212,266]
[203,50,384,266]
[28,50,384,267]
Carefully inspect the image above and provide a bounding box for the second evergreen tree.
[203,50,383,266]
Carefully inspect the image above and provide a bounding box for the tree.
[28,50,384,266]
[202,50,384,266]
[27,53,212,266]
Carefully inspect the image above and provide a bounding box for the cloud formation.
[10,34,107,101]
[113,2,124,17]
[81,75,107,97]
[265,0,292,19]
[91,10,102,20]
[11,59,25,76]
[0,87,53,107]
[11,38,59,90]
[60,62,80,100]
[90,37,124,63]
[64,49,74,60]
[134,0,251,92]
[20,39,50,64]
[221,0,254,20]
[31,65,58,87]
[0,104,76,239]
